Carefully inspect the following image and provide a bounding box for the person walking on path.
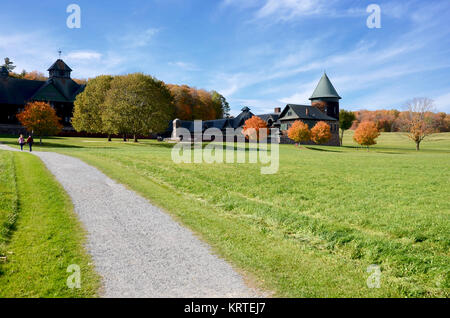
[18,134,25,151]
[26,135,34,152]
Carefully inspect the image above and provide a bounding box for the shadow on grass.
[0,138,83,150]
[9,142,83,149]
[152,142,272,152]
[305,146,342,153]
[375,151,405,155]
[136,142,176,149]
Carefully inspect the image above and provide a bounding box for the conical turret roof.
[309,73,341,100]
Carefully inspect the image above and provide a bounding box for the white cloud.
[0,31,128,79]
[69,51,126,79]
[255,0,326,20]
[0,31,59,72]
[433,92,450,113]
[279,82,316,105]
[214,39,423,101]
[117,28,159,48]
[168,61,199,71]
[222,0,363,22]
[220,0,260,10]
[67,50,102,60]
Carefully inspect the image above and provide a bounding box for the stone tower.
[309,73,341,120]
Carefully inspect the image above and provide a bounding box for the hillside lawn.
[0,132,449,297]
[0,150,99,297]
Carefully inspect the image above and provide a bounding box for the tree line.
[167,84,230,120]
[339,97,446,151]
[72,74,230,142]
[350,107,450,133]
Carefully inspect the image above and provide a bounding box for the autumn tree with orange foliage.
[353,121,380,150]
[242,116,268,141]
[310,121,331,145]
[166,84,228,121]
[17,102,62,144]
[287,120,310,146]
[10,69,88,85]
[23,71,47,81]
[350,107,450,134]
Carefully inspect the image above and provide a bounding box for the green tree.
[339,109,356,146]
[104,73,175,142]
[72,75,114,140]
[211,90,230,118]
[2,57,16,72]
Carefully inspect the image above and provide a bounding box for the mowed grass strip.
[0,151,100,298]
[0,151,19,258]
[1,133,449,297]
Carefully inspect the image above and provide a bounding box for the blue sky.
[1,0,450,115]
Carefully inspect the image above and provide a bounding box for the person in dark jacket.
[26,135,34,152]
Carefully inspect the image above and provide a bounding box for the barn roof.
[258,113,280,122]
[0,59,83,105]
[31,80,69,103]
[0,76,46,105]
[280,104,338,121]
[166,107,256,133]
[232,107,254,128]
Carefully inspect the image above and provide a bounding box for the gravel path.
[0,144,260,298]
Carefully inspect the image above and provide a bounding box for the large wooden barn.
[0,59,84,134]
[170,73,342,146]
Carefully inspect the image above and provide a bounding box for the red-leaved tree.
[17,101,62,144]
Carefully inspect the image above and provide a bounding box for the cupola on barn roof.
[47,59,73,72]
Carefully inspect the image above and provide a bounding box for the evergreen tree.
[2,57,16,72]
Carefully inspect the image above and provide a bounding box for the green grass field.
[0,150,99,297]
[0,132,449,297]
